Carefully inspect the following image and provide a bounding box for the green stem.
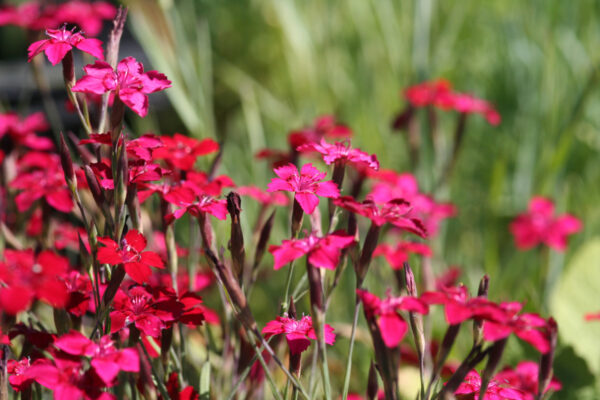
[341,296,361,400]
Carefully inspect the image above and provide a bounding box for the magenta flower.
[72,57,171,117]
[334,196,427,237]
[268,231,355,270]
[404,79,453,107]
[152,134,219,171]
[297,138,379,171]
[357,289,429,348]
[27,26,103,65]
[54,330,139,386]
[267,163,339,214]
[510,196,582,252]
[495,361,562,400]
[454,370,526,400]
[163,186,228,224]
[238,185,289,206]
[373,241,431,270]
[262,315,335,354]
[0,111,52,150]
[97,229,165,284]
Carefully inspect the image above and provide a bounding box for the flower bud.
[253,210,275,270]
[291,198,304,238]
[367,360,379,400]
[479,338,508,399]
[227,192,245,281]
[61,51,75,87]
[59,132,76,191]
[357,223,381,286]
[538,318,558,399]
[473,274,490,346]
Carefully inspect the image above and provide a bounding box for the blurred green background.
[2,0,600,398]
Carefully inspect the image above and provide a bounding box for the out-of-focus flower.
[28,26,103,65]
[97,229,165,284]
[495,361,562,400]
[163,186,228,224]
[0,112,52,150]
[510,197,581,252]
[454,370,525,399]
[166,372,200,400]
[373,241,431,270]
[72,57,171,117]
[269,231,355,270]
[297,138,379,171]
[357,289,429,348]
[334,196,427,237]
[404,79,453,107]
[237,185,289,206]
[262,315,335,354]
[0,249,69,314]
[152,134,219,171]
[7,358,35,392]
[288,115,352,149]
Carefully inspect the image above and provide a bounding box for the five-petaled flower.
[262,315,335,354]
[267,163,340,214]
[72,56,171,117]
[495,361,562,400]
[269,231,355,270]
[27,26,103,65]
[373,241,431,270]
[454,370,526,400]
[152,134,219,171]
[163,186,228,224]
[97,229,165,284]
[297,138,379,171]
[510,196,581,252]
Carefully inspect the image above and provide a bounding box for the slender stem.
[281,259,297,312]
[341,295,361,400]
[140,339,169,400]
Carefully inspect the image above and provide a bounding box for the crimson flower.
[28,26,103,65]
[297,138,379,171]
[482,303,551,353]
[72,57,171,117]
[54,330,140,386]
[510,196,581,252]
[80,132,164,162]
[152,134,219,171]
[288,115,352,149]
[62,271,92,317]
[163,186,228,224]
[357,289,429,348]
[373,241,431,270]
[262,315,335,354]
[454,370,526,400]
[185,171,235,197]
[334,196,427,237]
[10,152,73,212]
[110,286,183,338]
[167,372,201,400]
[495,361,562,400]
[404,79,453,107]
[97,229,165,284]
[7,358,35,393]
[0,249,69,314]
[267,163,339,214]
[0,111,52,150]
[269,231,355,270]
[420,285,502,325]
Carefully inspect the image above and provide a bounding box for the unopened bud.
[473,274,490,346]
[253,210,275,269]
[357,223,381,286]
[538,318,558,399]
[59,132,76,190]
[287,296,297,319]
[306,259,324,313]
[291,198,304,238]
[479,338,508,399]
[227,192,245,281]
[367,360,379,400]
[62,51,75,87]
[391,105,414,132]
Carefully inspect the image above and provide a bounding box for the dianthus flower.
[237,185,289,206]
[288,115,352,149]
[373,241,431,270]
[152,134,219,170]
[0,112,52,150]
[269,231,355,270]
[357,289,429,348]
[0,249,69,314]
[262,315,335,354]
[421,285,502,325]
[97,229,165,284]
[27,26,103,65]
[454,370,526,400]
[163,186,228,224]
[495,361,562,400]
[334,196,427,237]
[404,79,453,107]
[267,163,339,214]
[297,138,379,171]
[510,196,581,251]
[72,57,171,117]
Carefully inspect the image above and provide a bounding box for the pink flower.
[97,230,165,284]
[495,361,562,400]
[510,197,581,251]
[288,115,353,149]
[54,330,139,386]
[262,315,335,354]
[420,285,502,325]
[404,79,453,107]
[585,312,600,321]
[0,249,69,314]
[0,112,52,150]
[268,231,355,270]
[49,1,116,37]
[357,289,429,348]
[163,186,228,224]
[72,57,171,117]
[7,358,35,392]
[0,2,42,29]
[152,134,219,171]
[373,241,431,270]
[297,138,379,171]
[28,26,103,65]
[454,370,526,400]
[334,196,427,237]
[267,163,339,214]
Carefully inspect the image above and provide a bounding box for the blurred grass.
[122,0,600,397]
